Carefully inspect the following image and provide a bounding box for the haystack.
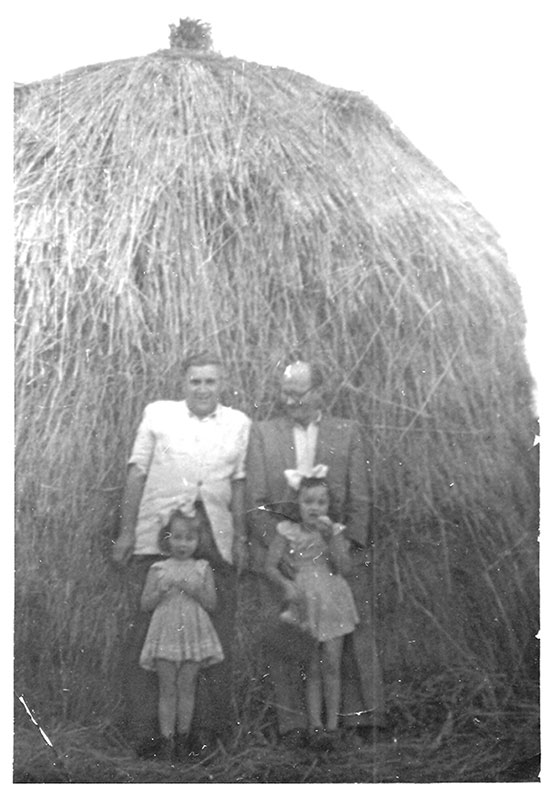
[14,49,538,730]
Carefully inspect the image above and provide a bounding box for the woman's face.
[298,484,329,527]
[168,517,198,559]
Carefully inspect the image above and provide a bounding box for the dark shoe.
[278,728,307,749]
[324,729,342,750]
[308,727,338,751]
[187,729,220,759]
[348,725,390,749]
[357,725,391,742]
[153,736,175,762]
[135,735,164,759]
[173,733,191,763]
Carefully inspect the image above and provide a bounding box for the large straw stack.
[14,49,538,726]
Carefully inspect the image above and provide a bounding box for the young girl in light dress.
[139,508,223,762]
[265,475,359,749]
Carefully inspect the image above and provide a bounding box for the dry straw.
[14,49,538,730]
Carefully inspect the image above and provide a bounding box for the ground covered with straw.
[13,714,541,784]
[14,47,539,782]
[13,579,540,784]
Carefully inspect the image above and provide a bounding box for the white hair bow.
[284,464,329,491]
[157,487,198,529]
[177,481,199,517]
[175,498,197,518]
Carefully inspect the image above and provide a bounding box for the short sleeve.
[196,559,211,577]
[128,404,156,474]
[231,415,252,480]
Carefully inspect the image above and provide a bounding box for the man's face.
[279,363,321,425]
[185,364,222,418]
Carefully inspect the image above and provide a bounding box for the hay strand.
[14,49,538,753]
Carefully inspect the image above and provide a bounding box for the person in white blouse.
[112,352,251,758]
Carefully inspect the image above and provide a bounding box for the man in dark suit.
[246,360,385,746]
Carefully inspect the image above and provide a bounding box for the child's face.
[167,517,199,559]
[298,485,329,526]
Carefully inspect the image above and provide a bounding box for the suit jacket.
[245,414,372,572]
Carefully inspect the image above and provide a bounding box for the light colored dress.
[276,520,359,642]
[139,558,224,671]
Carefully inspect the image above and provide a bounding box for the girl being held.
[139,507,223,762]
[265,475,359,749]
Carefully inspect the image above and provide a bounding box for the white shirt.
[129,400,251,562]
[292,413,321,471]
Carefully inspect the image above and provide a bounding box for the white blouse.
[129,400,251,562]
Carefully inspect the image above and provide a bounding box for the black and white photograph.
[12,0,543,784]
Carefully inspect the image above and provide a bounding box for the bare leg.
[175,661,201,734]
[305,643,323,730]
[156,659,178,738]
[320,637,344,731]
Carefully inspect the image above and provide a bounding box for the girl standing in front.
[139,507,223,762]
[265,475,359,749]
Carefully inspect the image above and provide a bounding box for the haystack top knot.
[168,17,213,52]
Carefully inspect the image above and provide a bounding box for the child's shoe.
[323,729,341,751]
[308,727,338,752]
[154,736,175,762]
[174,732,191,763]
[135,735,163,759]
[308,727,326,750]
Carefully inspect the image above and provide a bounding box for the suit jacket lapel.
[315,416,332,466]
[279,416,297,469]
[270,416,295,471]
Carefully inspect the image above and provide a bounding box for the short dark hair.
[157,508,202,555]
[298,476,329,495]
[183,351,224,375]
